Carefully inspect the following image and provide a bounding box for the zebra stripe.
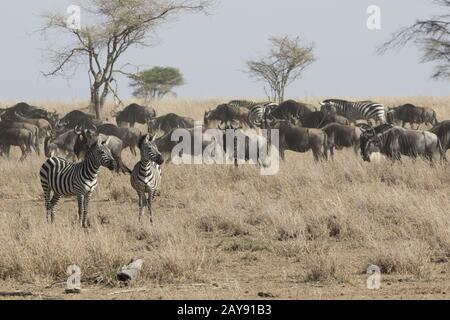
[321,99,386,124]
[130,134,164,223]
[248,103,278,128]
[228,100,272,109]
[39,139,116,227]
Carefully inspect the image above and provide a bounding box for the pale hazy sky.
[0,0,448,102]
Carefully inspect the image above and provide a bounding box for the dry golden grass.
[0,97,449,300]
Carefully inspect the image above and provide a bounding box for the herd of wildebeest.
[1,99,449,226]
[0,99,449,165]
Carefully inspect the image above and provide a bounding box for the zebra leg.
[138,193,146,223]
[77,195,84,225]
[81,193,92,228]
[49,195,61,223]
[43,190,52,223]
[147,191,154,224]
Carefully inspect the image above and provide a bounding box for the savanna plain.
[0,97,449,300]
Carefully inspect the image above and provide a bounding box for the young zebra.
[320,99,386,125]
[131,134,164,223]
[39,135,116,228]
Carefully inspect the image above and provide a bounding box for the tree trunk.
[278,87,285,104]
[100,83,109,116]
[90,82,107,120]
[90,89,101,120]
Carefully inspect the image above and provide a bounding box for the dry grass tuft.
[368,241,432,279]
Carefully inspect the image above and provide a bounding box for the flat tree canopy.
[41,0,212,119]
[129,67,185,102]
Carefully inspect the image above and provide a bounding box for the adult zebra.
[39,135,116,228]
[228,100,272,110]
[247,103,278,128]
[320,99,386,125]
[130,134,164,223]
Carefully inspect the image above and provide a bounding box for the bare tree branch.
[246,35,315,104]
[378,1,450,81]
[41,0,213,118]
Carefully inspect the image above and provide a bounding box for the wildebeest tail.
[437,138,446,162]
[26,131,33,153]
[322,130,329,159]
[34,127,41,156]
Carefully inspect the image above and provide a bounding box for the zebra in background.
[320,99,386,125]
[228,100,273,110]
[39,135,116,228]
[247,102,278,129]
[131,134,164,223]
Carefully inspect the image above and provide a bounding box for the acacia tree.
[42,0,211,119]
[129,66,185,102]
[246,36,316,104]
[378,0,450,80]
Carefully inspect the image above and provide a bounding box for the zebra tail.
[123,164,133,175]
[116,157,132,175]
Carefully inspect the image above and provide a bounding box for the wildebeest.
[386,104,438,129]
[44,130,79,160]
[59,110,100,130]
[148,113,195,136]
[430,120,450,161]
[420,106,439,127]
[298,111,350,128]
[386,104,422,129]
[360,125,444,162]
[12,112,52,139]
[274,122,328,161]
[0,120,40,155]
[154,128,209,162]
[0,102,58,127]
[73,128,132,174]
[113,103,156,127]
[96,124,142,156]
[215,128,271,167]
[268,100,315,123]
[0,102,38,120]
[321,123,363,158]
[0,127,34,161]
[204,104,250,129]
